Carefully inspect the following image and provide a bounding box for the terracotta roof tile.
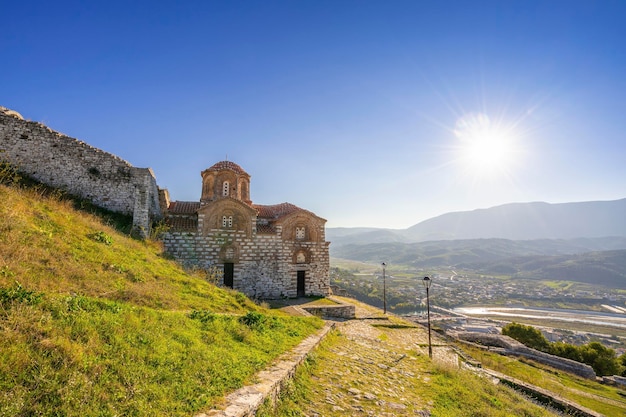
[253,202,303,220]
[168,201,200,214]
[205,161,249,175]
[167,217,198,232]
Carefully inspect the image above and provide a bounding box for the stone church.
[162,161,330,298]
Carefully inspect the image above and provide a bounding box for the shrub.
[88,231,113,245]
[0,161,21,185]
[580,342,620,376]
[149,220,170,240]
[502,322,550,352]
[189,309,218,323]
[0,282,43,307]
[239,311,267,330]
[504,323,621,376]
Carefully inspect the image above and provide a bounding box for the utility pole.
[382,262,387,314]
[423,276,432,358]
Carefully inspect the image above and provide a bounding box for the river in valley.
[453,306,626,330]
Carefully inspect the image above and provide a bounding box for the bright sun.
[454,113,518,177]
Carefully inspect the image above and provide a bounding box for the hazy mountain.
[462,249,626,288]
[327,198,626,246]
[326,228,410,246]
[331,237,626,268]
[404,199,626,241]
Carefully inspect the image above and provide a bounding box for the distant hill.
[404,199,626,241]
[462,249,626,288]
[331,237,626,269]
[331,237,626,288]
[328,198,626,246]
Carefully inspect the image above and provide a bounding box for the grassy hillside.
[0,171,323,416]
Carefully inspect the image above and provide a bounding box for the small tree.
[580,342,620,376]
[551,342,582,362]
[619,352,626,377]
[502,322,550,352]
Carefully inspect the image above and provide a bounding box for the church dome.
[200,160,251,204]
[205,161,248,175]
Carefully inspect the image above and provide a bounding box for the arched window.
[222,181,230,196]
[222,215,233,228]
[296,251,306,263]
[295,226,306,240]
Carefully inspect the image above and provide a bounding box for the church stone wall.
[0,109,161,237]
[163,224,330,298]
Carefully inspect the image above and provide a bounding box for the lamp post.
[382,262,387,314]
[423,276,432,358]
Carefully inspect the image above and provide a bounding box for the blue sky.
[3,1,625,228]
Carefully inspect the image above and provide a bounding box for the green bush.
[502,322,550,352]
[0,161,21,185]
[503,322,622,376]
[87,230,113,245]
[240,311,267,330]
[0,282,43,307]
[189,309,218,323]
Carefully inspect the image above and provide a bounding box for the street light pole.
[423,276,432,359]
[382,262,387,314]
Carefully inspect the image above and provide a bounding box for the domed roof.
[205,161,249,175]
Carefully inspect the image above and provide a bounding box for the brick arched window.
[222,181,230,197]
[222,215,233,228]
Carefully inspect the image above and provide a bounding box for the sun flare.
[454,113,519,177]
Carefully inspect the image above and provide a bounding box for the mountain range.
[328,199,626,287]
[328,198,626,247]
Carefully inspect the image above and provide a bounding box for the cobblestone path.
[301,300,458,416]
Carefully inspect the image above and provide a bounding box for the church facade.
[162,161,330,298]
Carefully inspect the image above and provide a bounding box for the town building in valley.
[162,161,331,298]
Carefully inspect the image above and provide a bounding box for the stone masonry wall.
[301,298,356,319]
[0,108,161,237]
[163,226,330,298]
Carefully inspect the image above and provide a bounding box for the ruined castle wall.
[0,110,161,236]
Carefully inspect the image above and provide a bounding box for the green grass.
[0,178,323,416]
[461,344,626,416]
[256,354,316,417]
[427,362,555,417]
[299,297,339,306]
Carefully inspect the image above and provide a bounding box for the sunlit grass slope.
[0,176,323,416]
